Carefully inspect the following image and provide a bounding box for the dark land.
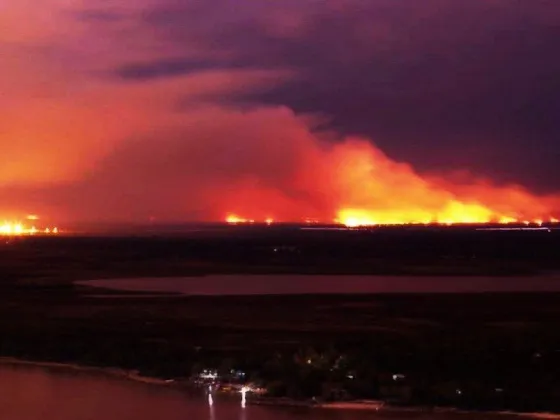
[1,225,560,412]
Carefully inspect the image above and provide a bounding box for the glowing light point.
[226,214,249,224]
[499,216,518,224]
[0,220,60,237]
[241,386,249,408]
[304,217,319,225]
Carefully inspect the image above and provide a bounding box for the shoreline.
[0,357,179,388]
[76,274,560,297]
[1,357,559,418]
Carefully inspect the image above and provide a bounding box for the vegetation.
[1,229,560,412]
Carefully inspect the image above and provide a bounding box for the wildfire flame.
[221,140,560,227]
[226,215,278,225]
[335,209,557,228]
[0,221,60,236]
[226,215,255,224]
[326,141,560,227]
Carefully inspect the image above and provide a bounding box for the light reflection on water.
[208,392,215,420]
[0,365,526,420]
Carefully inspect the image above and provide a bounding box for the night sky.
[1,0,559,223]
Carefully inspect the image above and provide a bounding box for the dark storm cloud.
[122,0,560,191]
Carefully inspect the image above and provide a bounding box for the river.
[0,364,546,420]
[76,274,560,296]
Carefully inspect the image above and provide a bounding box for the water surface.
[77,275,560,296]
[0,365,528,420]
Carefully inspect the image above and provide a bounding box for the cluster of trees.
[208,342,560,411]
[2,332,560,411]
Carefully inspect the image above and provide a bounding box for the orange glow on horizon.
[334,210,556,228]
[226,214,276,225]
[224,212,558,228]
[219,139,559,229]
[309,141,560,228]
[0,220,60,236]
[226,214,254,224]
[335,205,518,227]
